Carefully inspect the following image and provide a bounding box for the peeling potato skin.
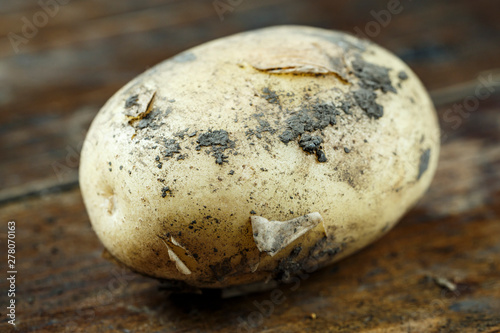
[79,26,440,288]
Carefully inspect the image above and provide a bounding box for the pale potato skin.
[80,26,439,288]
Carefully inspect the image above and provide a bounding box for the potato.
[80,25,439,289]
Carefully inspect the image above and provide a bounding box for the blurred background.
[1,0,500,332]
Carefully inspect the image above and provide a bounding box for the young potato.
[80,25,439,289]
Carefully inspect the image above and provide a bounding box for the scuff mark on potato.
[161,239,192,275]
[247,39,349,82]
[251,212,325,257]
[123,86,156,118]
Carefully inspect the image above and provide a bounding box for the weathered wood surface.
[1,0,500,332]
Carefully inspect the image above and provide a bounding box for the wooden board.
[1,0,500,332]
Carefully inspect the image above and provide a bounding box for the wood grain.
[1,0,499,332]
